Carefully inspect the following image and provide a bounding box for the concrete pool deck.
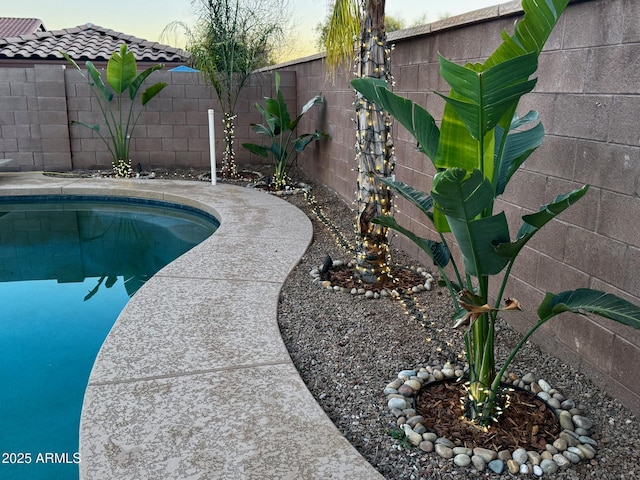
[0,174,383,480]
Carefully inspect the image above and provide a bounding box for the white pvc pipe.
[208,108,217,186]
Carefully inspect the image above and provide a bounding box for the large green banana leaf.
[495,111,545,195]
[437,53,538,142]
[265,94,290,133]
[431,168,510,276]
[436,0,569,178]
[538,289,640,328]
[291,94,324,130]
[435,53,537,180]
[133,64,166,104]
[242,143,269,158]
[269,143,285,162]
[85,61,113,103]
[107,44,137,94]
[485,0,570,134]
[372,215,451,268]
[293,131,328,152]
[351,78,440,162]
[432,169,490,220]
[495,185,589,261]
[141,81,168,106]
[435,97,491,174]
[485,0,571,69]
[250,123,274,138]
[254,103,278,135]
[374,176,433,216]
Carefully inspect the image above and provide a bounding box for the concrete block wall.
[284,0,640,416]
[63,68,288,171]
[1,66,291,172]
[0,65,72,171]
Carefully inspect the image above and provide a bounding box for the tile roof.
[0,23,190,63]
[0,17,45,37]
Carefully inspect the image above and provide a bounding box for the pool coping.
[0,174,383,480]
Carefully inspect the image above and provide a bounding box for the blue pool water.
[0,196,218,479]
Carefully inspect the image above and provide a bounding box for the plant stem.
[487,316,550,420]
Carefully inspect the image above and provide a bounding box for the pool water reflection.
[0,198,218,479]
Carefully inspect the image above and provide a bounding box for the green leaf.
[351,78,440,161]
[438,53,538,141]
[511,109,540,130]
[291,94,323,130]
[277,89,292,130]
[372,215,451,268]
[432,169,510,276]
[538,289,640,329]
[300,94,323,116]
[269,142,285,162]
[253,104,278,136]
[249,123,274,137]
[86,61,113,103]
[375,176,433,217]
[264,95,290,133]
[241,143,269,158]
[495,111,544,195]
[435,100,488,173]
[431,169,492,221]
[450,213,510,276]
[107,44,137,94]
[130,64,165,101]
[485,0,571,68]
[254,102,268,120]
[292,131,326,152]
[70,120,101,132]
[522,186,589,228]
[438,279,464,292]
[60,51,81,71]
[495,186,588,260]
[263,79,293,132]
[141,82,168,106]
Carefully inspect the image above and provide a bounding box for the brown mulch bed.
[322,263,427,293]
[416,379,560,452]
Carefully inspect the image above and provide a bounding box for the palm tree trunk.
[219,78,239,179]
[221,112,239,179]
[353,0,395,284]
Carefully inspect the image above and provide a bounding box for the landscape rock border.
[385,366,597,476]
[309,259,435,299]
[248,180,311,196]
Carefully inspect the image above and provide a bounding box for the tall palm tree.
[326,0,395,284]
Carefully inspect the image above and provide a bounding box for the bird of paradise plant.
[353,0,640,426]
[62,45,168,177]
[242,72,327,190]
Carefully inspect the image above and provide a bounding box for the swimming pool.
[0,196,219,479]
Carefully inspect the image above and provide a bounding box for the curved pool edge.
[0,174,383,480]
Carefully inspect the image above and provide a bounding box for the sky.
[4,0,514,59]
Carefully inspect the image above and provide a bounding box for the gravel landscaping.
[275,168,639,480]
